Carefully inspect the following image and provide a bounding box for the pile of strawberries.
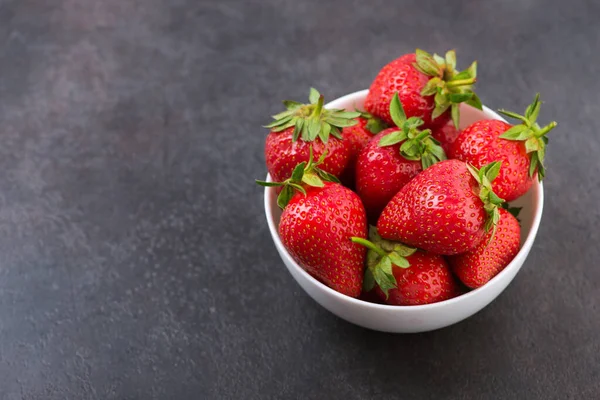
[257,49,556,306]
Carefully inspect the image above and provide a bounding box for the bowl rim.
[264,89,544,311]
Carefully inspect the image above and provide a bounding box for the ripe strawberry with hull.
[257,150,367,298]
[352,227,458,305]
[449,93,557,201]
[377,159,504,255]
[449,207,521,288]
[365,49,482,130]
[264,88,361,183]
[356,93,446,221]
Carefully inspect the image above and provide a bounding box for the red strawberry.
[449,94,557,201]
[432,119,461,154]
[257,150,367,298]
[365,49,482,130]
[264,88,361,183]
[448,207,521,288]
[377,159,504,255]
[352,227,457,305]
[339,110,388,187]
[356,93,446,221]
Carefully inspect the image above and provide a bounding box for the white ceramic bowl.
[263,89,544,333]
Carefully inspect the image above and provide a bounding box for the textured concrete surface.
[0,0,597,398]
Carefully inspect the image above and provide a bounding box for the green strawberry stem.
[263,88,361,143]
[498,93,558,181]
[537,121,557,137]
[414,48,482,128]
[446,77,476,87]
[256,147,339,209]
[378,93,447,169]
[311,95,324,118]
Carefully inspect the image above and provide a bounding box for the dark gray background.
[0,0,597,398]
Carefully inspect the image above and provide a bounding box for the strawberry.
[339,110,388,187]
[432,119,461,154]
[355,93,446,221]
[364,49,482,130]
[264,88,361,183]
[448,207,521,288]
[377,159,504,255]
[352,227,457,305]
[257,150,367,298]
[449,94,557,201]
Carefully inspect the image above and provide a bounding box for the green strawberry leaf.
[433,53,446,66]
[530,153,540,178]
[451,104,460,129]
[388,252,410,268]
[288,183,306,195]
[292,119,304,142]
[414,49,442,77]
[309,88,320,104]
[264,115,293,128]
[483,161,502,183]
[291,162,306,182]
[393,244,417,257]
[307,118,321,142]
[421,153,437,170]
[333,111,362,119]
[525,137,540,153]
[489,191,504,205]
[316,168,341,183]
[432,102,450,120]
[465,93,483,110]
[448,93,473,103]
[277,185,294,209]
[326,117,360,128]
[466,61,477,79]
[399,141,422,160]
[378,130,405,147]
[500,125,531,141]
[283,100,303,110]
[320,122,331,142]
[363,268,375,292]
[365,117,388,134]
[426,138,447,164]
[445,50,457,71]
[498,109,529,125]
[389,93,407,127]
[373,257,397,298]
[301,172,324,187]
[330,126,343,140]
[421,77,442,96]
[525,93,541,123]
[255,180,284,187]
